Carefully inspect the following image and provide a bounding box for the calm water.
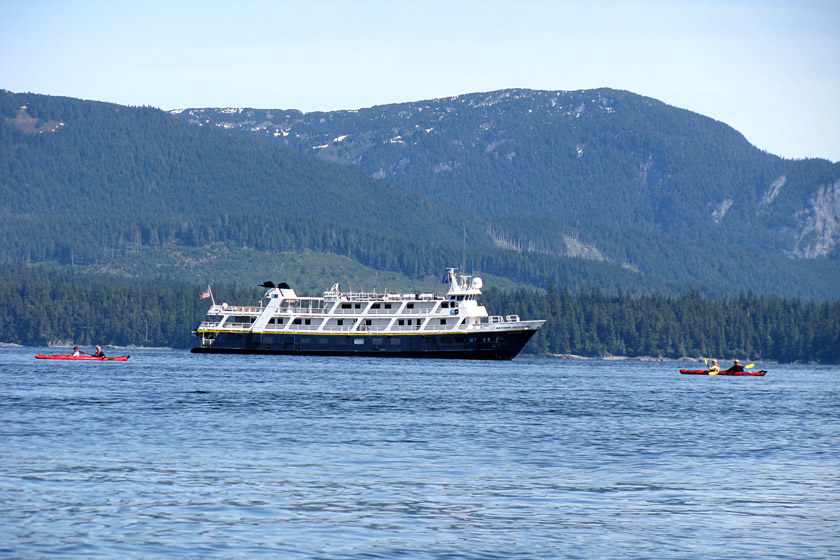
[1,347,838,559]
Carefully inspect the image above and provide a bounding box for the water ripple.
[1,348,838,559]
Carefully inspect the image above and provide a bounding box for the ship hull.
[191,329,538,360]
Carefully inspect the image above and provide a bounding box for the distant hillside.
[1,89,659,295]
[2,88,839,298]
[175,89,840,298]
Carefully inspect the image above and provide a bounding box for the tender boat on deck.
[191,269,544,360]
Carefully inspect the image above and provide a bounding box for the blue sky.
[2,0,838,161]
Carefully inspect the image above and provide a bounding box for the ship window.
[354,338,365,345]
[301,338,311,345]
[468,337,477,343]
[341,303,351,309]
[365,319,372,325]
[372,338,383,345]
[319,338,329,345]
[439,319,446,325]
[441,302,449,308]
[406,303,414,309]
[482,337,491,342]
[425,337,436,345]
[337,319,344,326]
[390,338,401,345]
[355,303,362,309]
[442,336,452,344]
[398,319,404,326]
[371,303,380,309]
[455,336,465,343]
[304,319,311,325]
[384,304,392,309]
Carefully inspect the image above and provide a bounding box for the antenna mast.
[461,223,466,274]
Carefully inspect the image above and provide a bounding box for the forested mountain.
[0,89,679,296]
[2,88,839,299]
[175,89,840,298]
[2,88,840,360]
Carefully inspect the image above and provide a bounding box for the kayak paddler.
[708,360,720,373]
[724,359,744,373]
[70,346,83,356]
[92,346,106,358]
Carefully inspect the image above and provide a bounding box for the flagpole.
[209,285,216,307]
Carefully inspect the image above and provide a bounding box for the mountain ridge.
[172,87,840,297]
[2,87,839,299]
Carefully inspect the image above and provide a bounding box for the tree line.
[482,287,840,363]
[1,266,837,363]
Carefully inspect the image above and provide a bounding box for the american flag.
[200,287,211,300]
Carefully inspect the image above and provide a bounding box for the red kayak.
[35,354,130,361]
[680,369,766,376]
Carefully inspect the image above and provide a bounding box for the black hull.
[191,329,537,361]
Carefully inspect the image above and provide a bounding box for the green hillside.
[0,89,671,295]
[176,89,840,299]
[3,88,839,298]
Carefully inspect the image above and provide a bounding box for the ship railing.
[287,325,321,332]
[199,321,256,330]
[221,321,254,330]
[319,325,361,333]
[486,315,520,324]
[280,308,328,315]
[218,305,262,313]
[330,308,437,316]
[251,324,474,334]
[337,291,390,301]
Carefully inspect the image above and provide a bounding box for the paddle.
[705,357,720,375]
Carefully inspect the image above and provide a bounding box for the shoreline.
[527,353,780,364]
[0,343,789,364]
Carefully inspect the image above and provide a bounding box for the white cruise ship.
[191,269,544,360]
